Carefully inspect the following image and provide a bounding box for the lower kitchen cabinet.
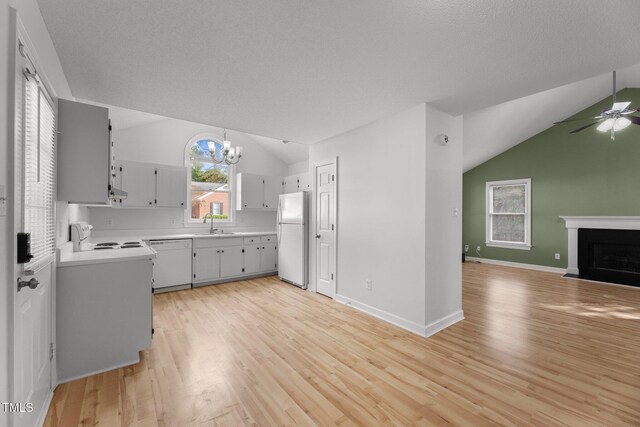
[220,246,244,277]
[193,247,221,282]
[260,243,278,272]
[191,235,278,286]
[244,244,261,274]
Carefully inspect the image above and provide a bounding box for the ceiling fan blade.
[554,117,596,124]
[569,122,599,133]
[625,115,640,125]
[611,101,631,112]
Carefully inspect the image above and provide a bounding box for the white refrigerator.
[277,191,308,289]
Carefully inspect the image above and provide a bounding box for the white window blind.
[23,73,56,268]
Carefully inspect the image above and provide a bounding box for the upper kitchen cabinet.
[282,173,311,194]
[57,100,114,204]
[236,173,282,210]
[117,162,156,207]
[156,166,187,208]
[114,161,187,209]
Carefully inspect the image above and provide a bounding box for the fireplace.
[578,228,640,287]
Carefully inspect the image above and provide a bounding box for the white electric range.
[70,222,146,251]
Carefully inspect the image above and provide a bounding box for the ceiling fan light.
[613,117,631,131]
[597,118,614,132]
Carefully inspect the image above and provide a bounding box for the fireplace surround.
[561,216,640,287]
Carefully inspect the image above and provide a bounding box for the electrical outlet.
[451,207,458,217]
[365,279,372,291]
[464,245,469,252]
[106,218,114,226]
[554,253,561,260]
[476,246,481,252]
[170,217,177,225]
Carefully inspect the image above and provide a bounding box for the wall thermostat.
[438,134,449,145]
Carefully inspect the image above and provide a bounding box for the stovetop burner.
[93,246,114,250]
[96,242,119,246]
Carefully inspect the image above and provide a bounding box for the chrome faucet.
[202,214,218,234]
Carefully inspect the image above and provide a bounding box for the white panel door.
[118,162,156,207]
[315,163,336,298]
[220,246,245,277]
[15,264,52,427]
[193,248,221,282]
[156,166,187,208]
[244,244,261,274]
[263,176,282,210]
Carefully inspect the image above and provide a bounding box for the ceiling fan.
[554,71,640,140]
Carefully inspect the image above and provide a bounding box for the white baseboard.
[424,310,465,337]
[36,389,54,427]
[335,294,464,338]
[466,257,566,274]
[335,294,427,336]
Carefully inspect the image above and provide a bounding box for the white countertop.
[57,242,157,268]
[87,230,277,243]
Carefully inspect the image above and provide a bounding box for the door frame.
[311,157,338,297]
[9,13,59,426]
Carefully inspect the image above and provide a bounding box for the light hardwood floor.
[44,262,640,426]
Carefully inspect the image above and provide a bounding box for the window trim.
[485,178,531,250]
[184,133,236,227]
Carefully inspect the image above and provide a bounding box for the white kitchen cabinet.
[193,247,221,282]
[283,177,298,194]
[260,243,278,272]
[220,246,245,277]
[263,176,282,209]
[236,173,283,210]
[297,173,311,191]
[236,173,264,209]
[118,162,156,207]
[244,244,261,274]
[282,173,311,194]
[57,99,114,204]
[115,161,187,209]
[156,166,187,208]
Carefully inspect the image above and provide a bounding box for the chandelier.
[208,129,243,165]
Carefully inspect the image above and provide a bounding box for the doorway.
[313,159,337,298]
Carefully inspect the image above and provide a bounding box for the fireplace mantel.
[560,216,640,275]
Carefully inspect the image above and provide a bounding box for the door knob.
[18,277,39,292]
[315,234,321,239]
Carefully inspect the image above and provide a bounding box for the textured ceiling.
[463,64,640,172]
[38,0,640,144]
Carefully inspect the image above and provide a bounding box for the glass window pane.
[191,190,230,220]
[190,139,224,161]
[192,161,228,185]
[492,185,525,213]
[492,214,525,243]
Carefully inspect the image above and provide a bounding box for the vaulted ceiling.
[38,1,640,144]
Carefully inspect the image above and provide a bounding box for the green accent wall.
[463,88,640,268]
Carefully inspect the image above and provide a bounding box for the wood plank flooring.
[44,262,640,426]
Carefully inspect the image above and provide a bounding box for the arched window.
[186,135,234,223]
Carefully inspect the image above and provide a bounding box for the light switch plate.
[0,185,6,216]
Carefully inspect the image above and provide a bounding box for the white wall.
[89,118,289,232]
[287,160,309,175]
[308,103,463,335]
[1,0,72,422]
[309,104,428,327]
[424,105,463,327]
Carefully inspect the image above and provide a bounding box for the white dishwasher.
[149,239,193,291]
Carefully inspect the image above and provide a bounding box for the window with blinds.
[23,72,56,268]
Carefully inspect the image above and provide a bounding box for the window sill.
[485,242,532,251]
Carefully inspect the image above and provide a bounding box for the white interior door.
[315,162,336,298]
[13,33,56,427]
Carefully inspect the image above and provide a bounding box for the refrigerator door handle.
[277,197,282,246]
